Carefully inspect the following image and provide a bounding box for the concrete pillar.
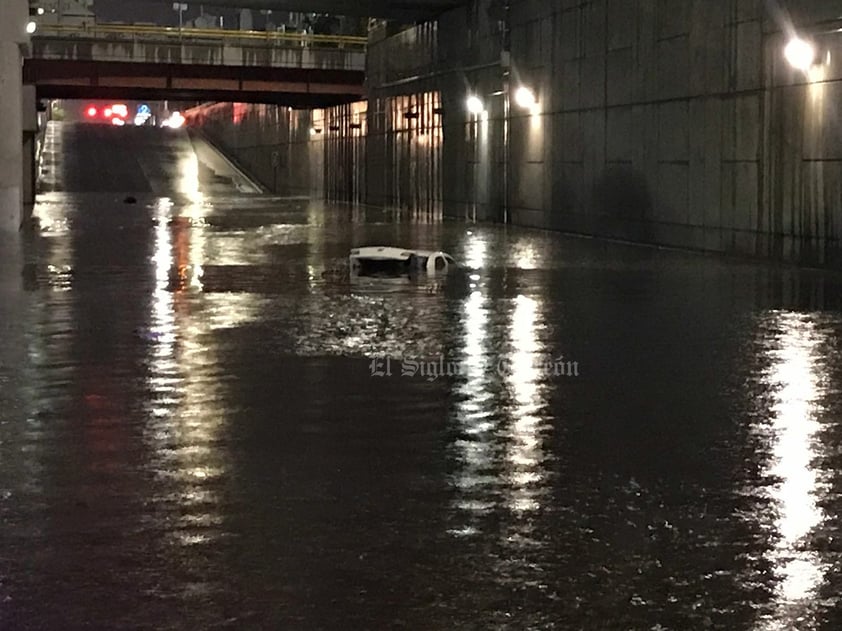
[0,0,28,234]
[0,42,24,232]
[22,85,38,216]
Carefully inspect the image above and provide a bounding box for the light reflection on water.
[178,153,202,202]
[445,235,555,613]
[756,312,829,628]
[462,231,486,269]
[449,286,496,528]
[146,194,226,554]
[502,293,550,515]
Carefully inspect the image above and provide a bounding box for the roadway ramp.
[38,121,262,196]
[186,130,263,195]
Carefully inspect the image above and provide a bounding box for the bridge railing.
[33,23,368,51]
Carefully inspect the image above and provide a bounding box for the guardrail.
[33,23,368,51]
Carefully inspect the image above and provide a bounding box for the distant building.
[191,14,223,29]
[37,0,94,25]
[239,8,253,31]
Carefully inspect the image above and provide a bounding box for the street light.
[465,95,485,221]
[784,37,816,71]
[466,95,484,115]
[25,21,37,34]
[514,86,536,110]
[173,2,188,31]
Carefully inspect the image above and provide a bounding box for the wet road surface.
[2,122,842,629]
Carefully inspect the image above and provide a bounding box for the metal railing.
[33,23,368,51]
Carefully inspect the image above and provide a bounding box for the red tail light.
[86,106,97,117]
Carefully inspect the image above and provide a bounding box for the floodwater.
[2,122,842,629]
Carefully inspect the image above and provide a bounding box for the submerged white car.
[349,246,457,275]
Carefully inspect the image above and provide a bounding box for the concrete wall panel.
[657,101,689,161]
[559,59,581,110]
[656,36,690,100]
[607,0,636,51]
[656,163,689,223]
[553,161,586,215]
[559,112,584,162]
[737,0,762,23]
[513,162,544,213]
[657,0,690,40]
[584,0,607,59]
[736,21,763,91]
[606,48,635,106]
[558,9,582,61]
[607,107,634,162]
[579,55,607,109]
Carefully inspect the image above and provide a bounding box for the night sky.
[92,2,355,33]
[94,1,248,27]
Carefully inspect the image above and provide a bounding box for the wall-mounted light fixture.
[784,37,816,71]
[309,127,322,135]
[514,86,537,110]
[466,95,484,115]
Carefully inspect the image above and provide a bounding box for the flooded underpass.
[2,122,842,629]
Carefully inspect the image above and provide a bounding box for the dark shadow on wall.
[552,171,579,216]
[591,164,654,243]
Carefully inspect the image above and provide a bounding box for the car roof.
[351,246,453,259]
[351,246,411,258]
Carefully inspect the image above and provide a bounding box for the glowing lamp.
[466,95,484,115]
[514,86,536,109]
[784,37,816,71]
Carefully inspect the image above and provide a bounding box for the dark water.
[3,123,842,629]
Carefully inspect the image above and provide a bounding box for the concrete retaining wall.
[492,0,842,266]
[186,102,322,197]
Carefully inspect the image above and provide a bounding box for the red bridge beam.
[23,59,365,106]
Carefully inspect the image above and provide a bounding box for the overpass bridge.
[24,23,367,107]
